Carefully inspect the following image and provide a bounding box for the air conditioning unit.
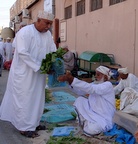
[22,9,30,18]
[9,21,14,28]
[15,16,20,23]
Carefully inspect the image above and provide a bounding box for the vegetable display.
[40,47,66,74]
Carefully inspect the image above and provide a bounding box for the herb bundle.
[40,47,66,74]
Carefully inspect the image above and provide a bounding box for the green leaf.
[40,48,66,74]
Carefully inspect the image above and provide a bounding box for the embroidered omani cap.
[96,66,113,80]
[37,10,55,21]
[118,67,128,74]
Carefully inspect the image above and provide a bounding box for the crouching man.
[58,65,116,136]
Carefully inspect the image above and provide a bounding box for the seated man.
[114,67,138,95]
[114,67,138,112]
[58,65,116,136]
[61,45,75,72]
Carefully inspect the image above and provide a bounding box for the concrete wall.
[55,0,138,76]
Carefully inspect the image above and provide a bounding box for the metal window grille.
[90,0,102,11]
[65,5,72,19]
[110,0,126,5]
[76,0,85,16]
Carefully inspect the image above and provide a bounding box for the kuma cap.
[37,10,55,21]
[96,65,113,80]
[118,67,128,74]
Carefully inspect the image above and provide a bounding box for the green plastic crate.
[78,51,112,73]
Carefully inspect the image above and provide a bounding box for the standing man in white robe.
[12,21,27,55]
[4,37,13,61]
[0,38,5,77]
[0,10,57,138]
[58,66,116,136]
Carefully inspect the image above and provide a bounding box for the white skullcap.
[20,21,27,26]
[37,10,54,21]
[96,66,112,80]
[6,37,11,40]
[118,67,128,74]
[61,44,68,49]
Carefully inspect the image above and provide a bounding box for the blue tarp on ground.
[44,103,75,111]
[41,90,76,123]
[52,126,75,137]
[52,91,76,102]
[41,104,75,123]
[104,124,136,144]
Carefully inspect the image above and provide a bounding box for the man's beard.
[93,76,104,84]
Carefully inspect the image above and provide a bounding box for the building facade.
[9,0,138,75]
[10,0,44,32]
[55,0,138,76]
[9,0,59,46]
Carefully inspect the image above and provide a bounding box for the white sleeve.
[114,80,124,95]
[16,31,40,72]
[71,78,112,95]
[128,74,137,88]
[48,31,57,53]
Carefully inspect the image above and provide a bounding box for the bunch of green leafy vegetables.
[47,131,90,144]
[47,132,91,144]
[46,135,91,144]
[40,47,66,74]
[45,89,52,103]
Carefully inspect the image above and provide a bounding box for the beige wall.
[55,0,138,76]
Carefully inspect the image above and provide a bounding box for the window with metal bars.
[65,5,72,19]
[90,0,103,11]
[110,0,126,5]
[76,0,85,16]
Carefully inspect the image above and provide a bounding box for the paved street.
[0,70,112,144]
[0,70,33,144]
[0,70,56,144]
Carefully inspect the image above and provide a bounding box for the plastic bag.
[48,58,66,87]
[120,87,138,116]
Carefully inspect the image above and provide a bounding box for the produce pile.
[47,134,91,144]
[115,98,120,110]
[40,47,66,74]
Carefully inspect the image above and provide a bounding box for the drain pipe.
[133,9,136,74]
[52,0,55,15]
[52,0,59,47]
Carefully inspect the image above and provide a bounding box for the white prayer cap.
[61,44,68,49]
[96,65,112,80]
[37,10,55,21]
[6,37,11,40]
[20,21,27,27]
[118,67,128,74]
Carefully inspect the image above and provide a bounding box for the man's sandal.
[36,125,46,131]
[20,131,39,138]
